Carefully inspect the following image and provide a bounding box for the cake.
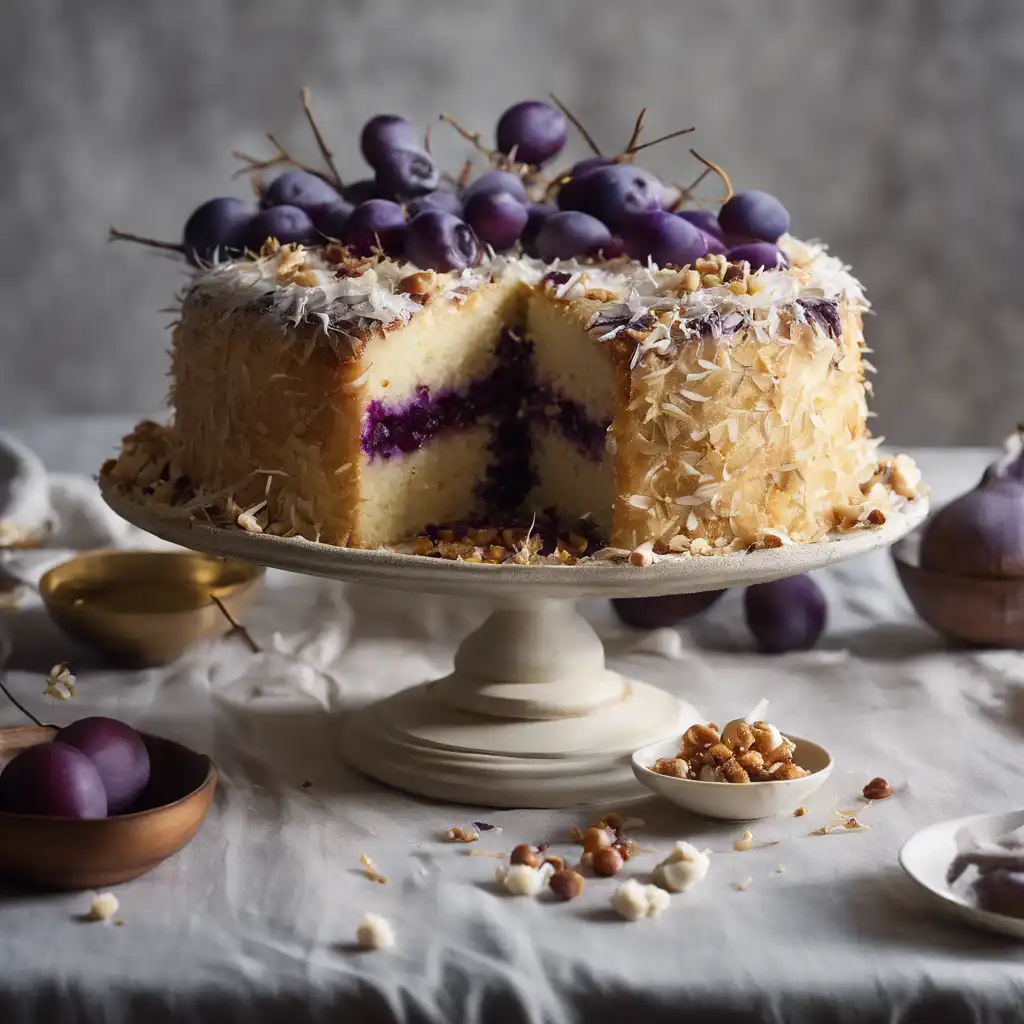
[103,94,923,561]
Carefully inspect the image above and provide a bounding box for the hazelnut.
[581,827,613,854]
[863,777,893,800]
[708,742,735,766]
[679,268,701,292]
[592,847,624,877]
[579,851,595,872]
[510,843,541,867]
[549,868,584,901]
[721,758,751,784]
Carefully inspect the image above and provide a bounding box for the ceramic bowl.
[39,549,264,666]
[892,531,1024,649]
[0,725,216,890]
[631,734,833,820]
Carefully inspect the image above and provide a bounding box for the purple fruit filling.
[360,330,611,475]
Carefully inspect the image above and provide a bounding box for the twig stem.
[211,595,261,653]
[0,632,44,727]
[300,87,343,188]
[108,227,184,253]
[439,113,495,160]
[548,94,602,156]
[624,108,647,154]
[689,148,734,202]
[627,125,696,156]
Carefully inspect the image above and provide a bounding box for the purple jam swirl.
[360,330,610,514]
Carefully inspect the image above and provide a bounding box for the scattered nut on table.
[87,893,119,922]
[611,879,671,921]
[356,913,395,950]
[651,841,710,893]
[496,861,554,896]
[862,777,893,800]
[549,869,584,901]
[591,847,624,877]
[510,843,542,867]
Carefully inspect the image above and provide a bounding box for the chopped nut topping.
[723,260,750,283]
[398,271,437,295]
[793,807,808,817]
[694,255,724,276]
[734,877,752,892]
[679,268,701,293]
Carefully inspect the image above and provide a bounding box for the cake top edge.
[179,234,865,341]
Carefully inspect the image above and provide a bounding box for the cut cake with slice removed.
[103,237,922,557]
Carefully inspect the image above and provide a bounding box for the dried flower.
[44,663,76,702]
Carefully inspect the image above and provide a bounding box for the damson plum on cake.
[102,93,923,560]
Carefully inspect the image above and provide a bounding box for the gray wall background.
[2,0,1020,444]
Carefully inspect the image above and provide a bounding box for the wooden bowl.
[0,725,217,890]
[892,531,1024,648]
[39,549,263,666]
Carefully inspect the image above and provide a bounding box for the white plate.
[631,734,833,820]
[899,810,1024,939]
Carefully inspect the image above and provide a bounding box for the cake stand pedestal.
[103,487,927,808]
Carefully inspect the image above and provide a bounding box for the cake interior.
[354,281,616,546]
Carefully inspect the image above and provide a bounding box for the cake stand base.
[339,601,698,808]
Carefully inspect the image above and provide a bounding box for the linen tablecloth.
[1,419,1022,1024]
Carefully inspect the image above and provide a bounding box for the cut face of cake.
[105,237,921,556]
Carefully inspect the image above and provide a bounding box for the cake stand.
[103,486,927,808]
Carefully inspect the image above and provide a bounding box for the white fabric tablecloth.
[1,421,1023,1024]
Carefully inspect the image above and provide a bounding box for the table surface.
[2,418,1023,1024]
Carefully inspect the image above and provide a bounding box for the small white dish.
[631,734,833,821]
[899,809,1024,940]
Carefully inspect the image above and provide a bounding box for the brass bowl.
[0,725,216,890]
[892,531,1024,649]
[39,550,264,666]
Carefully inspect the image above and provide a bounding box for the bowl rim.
[38,547,264,614]
[631,732,834,788]
[891,535,1024,588]
[0,732,218,825]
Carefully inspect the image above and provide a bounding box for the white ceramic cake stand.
[103,486,927,808]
